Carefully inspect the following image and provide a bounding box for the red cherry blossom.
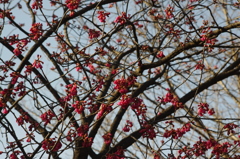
[40,110,55,126]
[102,133,112,145]
[65,0,80,10]
[140,122,156,140]
[156,51,165,58]
[223,123,238,135]
[97,11,110,23]
[165,5,174,19]
[29,23,43,40]
[96,103,113,119]
[88,29,101,39]
[114,12,130,25]
[77,124,89,137]
[31,0,43,10]
[123,120,133,132]
[32,55,44,69]
[72,100,85,114]
[42,138,62,152]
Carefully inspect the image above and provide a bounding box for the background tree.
[1,0,240,158]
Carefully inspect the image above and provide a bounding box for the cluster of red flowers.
[31,0,43,10]
[114,12,130,25]
[66,129,77,142]
[65,0,80,10]
[40,110,55,126]
[178,137,233,158]
[102,133,112,145]
[96,103,113,119]
[77,124,89,137]
[0,8,12,19]
[140,122,156,140]
[29,23,43,40]
[117,95,133,109]
[123,120,133,132]
[106,147,125,159]
[200,28,218,51]
[195,61,205,70]
[159,89,183,109]
[114,76,136,94]
[42,138,62,152]
[163,123,191,139]
[10,72,22,85]
[97,11,110,23]
[72,100,85,114]
[156,51,165,58]
[6,34,19,45]
[165,5,174,19]
[88,29,101,39]
[24,65,34,75]
[223,123,238,135]
[13,81,26,97]
[16,112,30,126]
[13,39,29,56]
[197,103,215,116]
[32,55,44,69]
[64,83,78,101]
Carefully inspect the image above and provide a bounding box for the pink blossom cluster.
[178,137,233,159]
[10,72,22,85]
[117,95,146,116]
[72,100,85,114]
[32,55,44,69]
[65,83,78,101]
[16,113,29,126]
[77,124,89,137]
[102,133,112,145]
[24,65,33,75]
[66,129,77,141]
[114,12,130,25]
[0,9,12,19]
[223,123,238,135]
[156,51,165,58]
[31,0,43,10]
[40,110,55,126]
[200,28,218,51]
[13,39,29,56]
[114,76,136,94]
[195,61,205,70]
[123,120,133,132]
[140,122,156,140]
[165,5,174,19]
[163,123,191,139]
[65,0,80,10]
[6,34,19,45]
[13,81,26,97]
[197,103,214,116]
[0,0,9,3]
[97,11,110,23]
[96,103,113,119]
[88,29,101,39]
[159,89,183,109]
[29,23,43,40]
[42,138,62,152]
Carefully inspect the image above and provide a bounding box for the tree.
[0,0,240,158]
